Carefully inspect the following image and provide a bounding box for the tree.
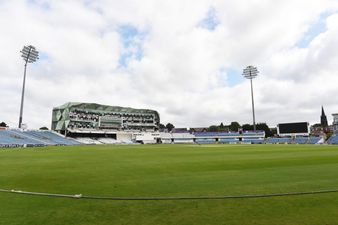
[242,124,253,131]
[256,123,273,137]
[0,122,7,127]
[39,127,49,130]
[241,123,273,137]
[159,123,166,129]
[270,127,277,137]
[219,122,228,131]
[166,123,175,132]
[208,125,219,132]
[229,121,241,132]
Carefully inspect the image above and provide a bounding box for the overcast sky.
[1,0,338,129]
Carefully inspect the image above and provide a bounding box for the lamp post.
[19,45,39,128]
[243,65,259,131]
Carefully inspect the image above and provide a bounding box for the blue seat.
[266,138,291,144]
[294,137,308,144]
[328,135,338,144]
[0,130,80,147]
[195,138,216,144]
[218,138,239,144]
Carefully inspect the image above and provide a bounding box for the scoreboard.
[277,122,309,136]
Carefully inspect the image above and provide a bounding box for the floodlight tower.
[243,65,259,131]
[19,45,39,128]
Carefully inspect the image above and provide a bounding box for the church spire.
[321,106,328,127]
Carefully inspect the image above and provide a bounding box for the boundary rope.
[1,188,338,201]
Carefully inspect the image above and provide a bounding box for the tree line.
[208,122,274,137]
[160,122,275,137]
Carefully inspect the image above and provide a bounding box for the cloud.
[199,7,220,31]
[117,25,147,67]
[0,0,338,129]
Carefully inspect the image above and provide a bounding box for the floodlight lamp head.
[242,65,259,80]
[20,45,39,63]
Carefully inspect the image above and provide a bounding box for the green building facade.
[51,102,160,133]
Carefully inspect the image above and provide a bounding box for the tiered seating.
[24,131,58,145]
[294,137,308,144]
[174,139,194,144]
[0,130,45,147]
[74,137,102,145]
[195,138,216,144]
[266,137,291,144]
[251,139,264,144]
[172,133,195,139]
[0,130,80,148]
[97,138,120,144]
[26,131,79,145]
[171,133,194,143]
[195,133,238,144]
[309,136,321,144]
[242,138,264,144]
[327,135,338,144]
[242,131,265,136]
[265,136,321,144]
[218,138,239,144]
[293,137,321,144]
[0,132,13,146]
[194,132,239,137]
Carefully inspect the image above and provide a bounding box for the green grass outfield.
[1,144,338,225]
